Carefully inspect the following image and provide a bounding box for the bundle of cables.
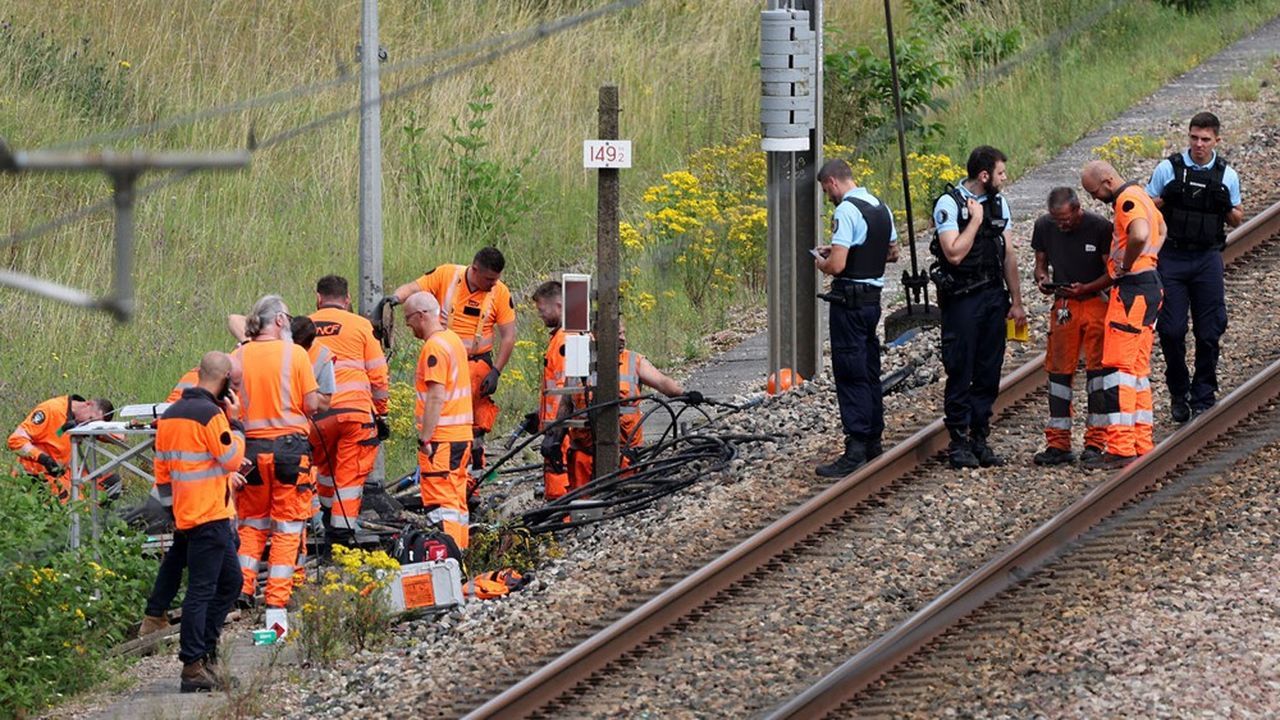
[387,392,768,535]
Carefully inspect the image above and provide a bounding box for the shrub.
[468,522,561,575]
[401,83,538,243]
[0,474,152,716]
[294,545,399,666]
[824,35,954,151]
[1092,135,1166,179]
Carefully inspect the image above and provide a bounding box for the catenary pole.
[358,0,386,487]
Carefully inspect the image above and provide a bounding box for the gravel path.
[848,402,1280,718]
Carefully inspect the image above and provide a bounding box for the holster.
[819,280,881,309]
[929,262,998,298]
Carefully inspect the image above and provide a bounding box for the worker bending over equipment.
[393,247,516,474]
[9,394,114,501]
[546,318,700,492]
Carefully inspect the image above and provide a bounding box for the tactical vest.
[929,184,1007,291]
[837,195,892,281]
[1160,153,1232,251]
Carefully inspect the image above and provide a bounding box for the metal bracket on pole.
[0,142,250,321]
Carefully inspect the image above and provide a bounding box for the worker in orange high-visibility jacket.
[229,294,321,639]
[393,247,516,474]
[167,367,200,403]
[404,291,474,550]
[1030,187,1114,466]
[150,351,246,693]
[307,275,389,545]
[551,318,702,492]
[8,394,114,501]
[530,280,571,499]
[1081,160,1166,469]
[289,315,336,530]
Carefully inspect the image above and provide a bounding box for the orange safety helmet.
[766,368,804,395]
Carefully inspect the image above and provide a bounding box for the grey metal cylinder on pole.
[359,0,386,487]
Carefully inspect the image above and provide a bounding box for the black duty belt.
[821,279,882,308]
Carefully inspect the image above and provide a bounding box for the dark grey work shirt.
[1030,211,1111,284]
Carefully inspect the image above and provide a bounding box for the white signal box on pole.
[562,273,592,378]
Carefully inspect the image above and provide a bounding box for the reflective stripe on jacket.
[153,387,246,530]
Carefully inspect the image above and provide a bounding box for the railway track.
[459,201,1280,719]
[771,348,1280,718]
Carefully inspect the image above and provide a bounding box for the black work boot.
[1033,446,1076,466]
[1171,396,1191,424]
[180,658,218,693]
[866,438,884,460]
[1078,445,1105,464]
[969,429,1004,468]
[816,436,869,478]
[1082,451,1135,471]
[947,429,980,469]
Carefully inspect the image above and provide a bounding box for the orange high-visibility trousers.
[311,410,378,533]
[1097,274,1162,457]
[1044,295,1107,451]
[418,441,472,549]
[566,437,633,493]
[237,443,314,607]
[468,357,499,435]
[542,435,571,500]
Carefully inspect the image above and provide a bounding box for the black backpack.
[390,525,462,565]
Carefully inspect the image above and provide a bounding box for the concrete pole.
[358,0,384,316]
[358,0,386,488]
[593,85,621,480]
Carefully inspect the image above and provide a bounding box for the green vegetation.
[294,545,400,666]
[0,476,152,715]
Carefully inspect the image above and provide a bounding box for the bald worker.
[1080,160,1166,469]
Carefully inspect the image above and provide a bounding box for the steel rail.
[462,200,1280,720]
[463,352,1044,719]
[768,341,1280,719]
[766,200,1280,719]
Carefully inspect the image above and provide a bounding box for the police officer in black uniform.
[930,146,1027,469]
[813,159,895,477]
[1145,111,1243,422]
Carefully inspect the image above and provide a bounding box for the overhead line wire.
[49,0,642,153]
[2,0,642,253]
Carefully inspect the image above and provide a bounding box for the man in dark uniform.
[1145,111,1243,422]
[1030,187,1113,465]
[930,146,1027,469]
[813,159,895,477]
